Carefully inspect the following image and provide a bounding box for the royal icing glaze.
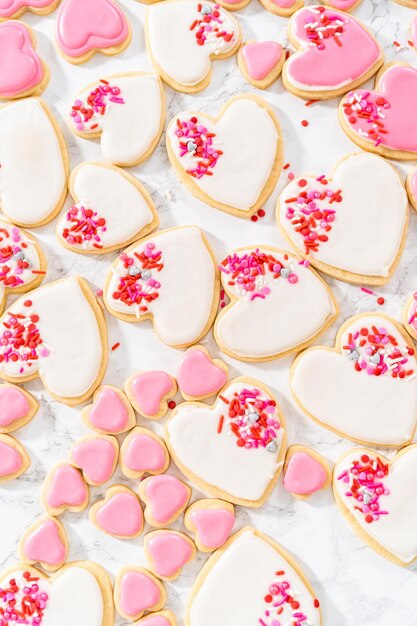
[166,379,286,505]
[105,227,217,348]
[405,292,417,338]
[140,475,190,525]
[0,99,67,227]
[0,21,45,99]
[0,437,24,477]
[70,436,117,485]
[0,385,31,430]
[189,506,235,549]
[0,0,58,18]
[177,347,227,399]
[214,247,337,360]
[277,153,407,281]
[324,0,360,8]
[167,97,280,215]
[292,315,417,446]
[145,531,195,579]
[242,41,282,81]
[121,428,169,478]
[136,614,175,626]
[44,464,88,510]
[188,529,321,626]
[85,387,132,434]
[69,74,164,166]
[21,519,67,568]
[94,489,143,537]
[116,569,164,619]
[127,371,175,417]
[283,450,328,496]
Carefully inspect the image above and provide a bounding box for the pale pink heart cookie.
[138,475,191,527]
[144,530,196,581]
[136,611,177,626]
[283,445,331,499]
[125,371,177,420]
[120,427,170,480]
[283,5,383,100]
[70,434,119,486]
[55,0,131,64]
[322,0,362,9]
[0,434,30,482]
[114,566,166,621]
[257,0,302,18]
[403,291,417,341]
[177,345,228,401]
[82,385,135,435]
[41,463,89,516]
[0,384,38,434]
[184,498,235,552]
[19,516,68,571]
[89,485,144,538]
[0,0,60,20]
[339,64,417,160]
[238,41,284,89]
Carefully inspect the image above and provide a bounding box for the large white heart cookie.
[0,277,107,405]
[214,246,338,361]
[333,446,417,566]
[0,562,113,626]
[0,98,68,227]
[146,0,241,92]
[276,153,408,285]
[292,313,417,446]
[165,377,286,507]
[104,227,218,348]
[166,96,283,217]
[187,527,322,626]
[56,162,158,254]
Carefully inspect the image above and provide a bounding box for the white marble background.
[1,0,417,624]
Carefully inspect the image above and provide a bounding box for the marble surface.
[1,0,417,624]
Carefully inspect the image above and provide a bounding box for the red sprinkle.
[111,342,120,351]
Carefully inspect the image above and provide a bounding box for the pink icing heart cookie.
[184,498,235,552]
[238,41,284,89]
[166,377,287,507]
[339,63,417,160]
[55,0,131,64]
[138,474,191,527]
[0,433,30,482]
[276,153,408,286]
[120,427,170,480]
[70,434,119,486]
[214,246,338,361]
[125,371,177,420]
[403,291,417,341]
[0,384,38,434]
[144,530,196,581]
[0,21,49,100]
[322,0,363,9]
[177,346,228,401]
[114,566,166,621]
[283,445,331,499]
[41,462,89,516]
[255,0,303,17]
[82,385,136,435]
[283,5,383,100]
[0,0,61,20]
[136,611,177,626]
[89,485,144,538]
[292,313,417,447]
[18,516,68,571]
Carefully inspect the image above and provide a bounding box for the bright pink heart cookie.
[0,435,29,482]
[138,475,191,527]
[283,446,331,498]
[257,0,302,18]
[90,486,144,538]
[70,434,118,486]
[184,498,235,552]
[114,567,166,621]
[177,346,227,400]
[144,530,196,581]
[239,41,284,88]
[0,0,60,20]
[125,371,177,420]
[322,0,362,9]
[82,385,135,434]
[41,463,89,515]
[19,516,68,571]
[135,611,177,626]
[120,427,170,479]
[0,385,38,434]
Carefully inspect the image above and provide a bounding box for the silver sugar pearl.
[247,412,259,424]
[129,267,141,277]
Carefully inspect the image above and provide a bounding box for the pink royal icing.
[144,475,189,524]
[326,0,358,8]
[124,434,166,473]
[130,371,173,417]
[0,387,30,428]
[270,0,298,7]
[283,451,327,496]
[408,293,417,332]
[147,532,193,578]
[89,388,129,432]
[0,0,55,17]
[23,519,66,566]
[56,0,129,59]
[137,618,171,626]
[96,491,143,536]
[46,464,87,508]
[119,571,161,617]
[71,438,116,484]
[242,41,282,81]
[177,349,227,398]
[0,21,44,99]
[0,440,23,476]
[190,509,235,549]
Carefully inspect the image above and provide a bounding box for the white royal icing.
[167,98,279,212]
[292,315,417,445]
[278,154,407,278]
[189,530,321,626]
[0,220,41,306]
[0,99,66,226]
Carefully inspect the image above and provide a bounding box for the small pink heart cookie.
[120,427,170,480]
[184,498,235,552]
[0,384,38,434]
[144,530,196,581]
[135,610,178,626]
[41,463,89,516]
[256,0,302,18]
[0,0,61,20]
[138,474,191,527]
[403,291,417,341]
[114,566,166,621]
[55,0,131,64]
[82,385,136,435]
[70,434,119,486]
[322,0,363,9]
[125,371,177,420]
[89,485,144,538]
[238,41,284,89]
[0,434,30,482]
[18,515,68,571]
[177,346,228,401]
[283,445,331,499]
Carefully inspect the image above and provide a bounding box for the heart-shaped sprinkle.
[91,486,143,538]
[177,346,227,400]
[241,41,283,81]
[70,435,118,485]
[83,386,135,434]
[283,447,330,497]
[20,517,68,570]
[125,371,176,419]
[115,567,165,620]
[139,475,191,526]
[42,463,88,514]
[185,499,235,551]
[0,435,28,481]
[145,530,195,580]
[0,21,45,99]
[120,427,169,479]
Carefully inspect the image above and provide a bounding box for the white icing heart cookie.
[187,527,322,626]
[333,446,417,566]
[214,246,338,361]
[68,73,164,167]
[165,377,287,507]
[166,96,283,218]
[56,162,158,255]
[0,98,68,227]
[0,277,107,405]
[146,0,241,93]
[104,227,219,349]
[292,313,417,446]
[276,153,408,285]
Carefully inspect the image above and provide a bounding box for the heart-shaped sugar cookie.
[184,498,235,552]
[136,611,177,626]
[19,516,68,571]
[333,445,417,566]
[177,346,228,401]
[125,371,177,420]
[144,530,196,581]
[120,427,170,479]
[41,463,89,516]
[276,153,408,285]
[238,41,284,89]
[403,292,417,341]
[138,474,191,527]
[166,377,287,507]
[82,386,135,435]
[89,485,144,538]
[0,434,30,482]
[291,313,417,446]
[166,96,283,218]
[0,0,60,19]
[0,384,38,434]
[70,434,119,486]
[283,445,331,499]
[322,0,362,9]
[114,566,166,621]
[214,246,338,361]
